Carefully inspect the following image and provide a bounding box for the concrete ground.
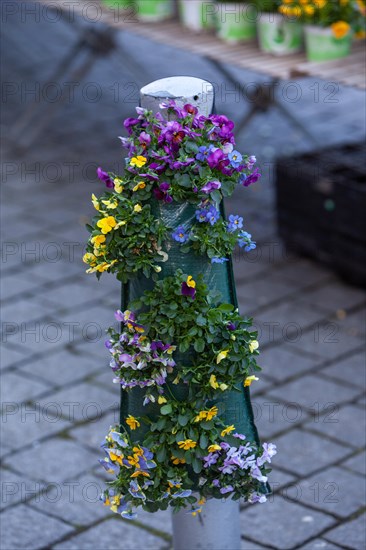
[1,3,365,549]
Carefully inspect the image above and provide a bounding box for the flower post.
[84,76,276,549]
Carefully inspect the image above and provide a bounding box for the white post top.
[140,76,214,116]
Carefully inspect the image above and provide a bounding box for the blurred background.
[1,1,365,549]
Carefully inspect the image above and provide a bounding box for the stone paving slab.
[320,353,366,389]
[18,348,106,387]
[3,439,99,483]
[342,451,366,476]
[69,409,118,451]
[254,301,328,347]
[259,345,320,382]
[273,429,352,477]
[0,370,51,404]
[0,343,29,370]
[0,504,74,550]
[296,283,366,314]
[36,381,119,423]
[240,496,336,549]
[53,517,168,549]
[293,466,366,519]
[252,395,310,439]
[1,404,72,451]
[0,468,46,511]
[323,513,366,549]
[304,405,366,449]
[30,473,112,527]
[299,539,341,549]
[286,323,364,360]
[268,375,363,413]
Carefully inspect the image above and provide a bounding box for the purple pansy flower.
[201,180,221,194]
[227,214,243,232]
[227,322,236,331]
[181,282,196,300]
[123,117,141,134]
[139,131,151,147]
[240,167,261,187]
[172,226,189,243]
[97,167,114,189]
[153,182,173,203]
[207,149,229,172]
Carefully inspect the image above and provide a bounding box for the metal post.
[139,76,241,550]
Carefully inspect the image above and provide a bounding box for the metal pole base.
[172,498,241,550]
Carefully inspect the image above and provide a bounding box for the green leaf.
[194,338,205,353]
[219,303,235,312]
[199,433,208,449]
[192,457,202,474]
[160,404,173,415]
[178,414,189,427]
[156,446,167,462]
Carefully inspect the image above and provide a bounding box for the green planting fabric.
[120,200,262,450]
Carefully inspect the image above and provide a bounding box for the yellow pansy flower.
[221,425,235,437]
[126,415,140,430]
[83,252,97,266]
[209,374,219,389]
[101,199,118,209]
[208,444,221,452]
[134,204,142,213]
[114,178,124,193]
[133,181,146,192]
[130,156,147,168]
[91,234,106,247]
[131,471,150,478]
[109,452,123,465]
[177,439,197,450]
[97,216,117,234]
[331,21,350,39]
[171,456,186,465]
[91,193,100,211]
[158,396,167,404]
[249,340,259,353]
[186,275,196,288]
[216,349,229,364]
[244,375,259,387]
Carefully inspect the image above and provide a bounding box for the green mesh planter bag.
[84,77,275,521]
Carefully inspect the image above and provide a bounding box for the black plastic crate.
[276,142,366,287]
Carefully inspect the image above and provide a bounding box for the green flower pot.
[257,13,303,55]
[137,0,173,22]
[305,25,352,62]
[101,0,136,8]
[179,0,216,32]
[217,2,257,43]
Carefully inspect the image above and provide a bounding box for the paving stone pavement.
[1,4,365,550]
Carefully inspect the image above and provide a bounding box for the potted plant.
[256,0,303,55]
[179,0,217,32]
[101,0,136,8]
[278,0,359,61]
[216,1,258,43]
[137,0,173,22]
